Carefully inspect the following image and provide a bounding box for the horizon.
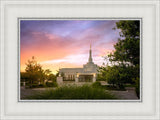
[20,20,120,74]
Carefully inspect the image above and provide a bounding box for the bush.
[133,77,140,98]
[26,84,116,99]
[38,84,45,87]
[92,81,102,88]
[31,84,39,88]
[98,64,138,88]
[63,79,75,81]
[53,82,58,87]
[29,84,45,88]
[46,82,58,87]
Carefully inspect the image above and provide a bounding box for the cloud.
[20,31,82,65]
[20,20,120,73]
[40,53,106,74]
[41,53,88,65]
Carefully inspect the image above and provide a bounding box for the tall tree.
[110,20,140,66]
[97,20,140,91]
[108,20,140,82]
[24,56,52,87]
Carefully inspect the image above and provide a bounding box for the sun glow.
[20,20,119,74]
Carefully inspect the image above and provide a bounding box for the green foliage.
[48,74,56,82]
[38,84,45,87]
[21,56,55,88]
[26,85,116,99]
[46,81,58,87]
[29,84,45,88]
[21,72,28,80]
[61,72,65,77]
[96,66,108,81]
[92,81,102,88]
[24,56,44,87]
[98,20,140,93]
[98,64,136,88]
[63,79,75,81]
[116,20,140,39]
[45,82,53,87]
[31,84,39,88]
[133,77,140,98]
[110,20,140,66]
[55,70,59,77]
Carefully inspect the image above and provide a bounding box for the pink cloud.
[20,32,82,65]
[20,20,120,74]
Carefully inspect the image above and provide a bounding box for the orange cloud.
[20,20,120,74]
[20,32,87,73]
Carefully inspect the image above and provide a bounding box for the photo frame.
[18,18,142,102]
[0,0,159,119]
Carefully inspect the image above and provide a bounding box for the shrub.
[38,84,44,87]
[92,81,102,88]
[53,82,58,87]
[46,82,58,87]
[63,79,75,81]
[29,84,45,88]
[31,84,39,88]
[133,77,140,98]
[26,84,116,99]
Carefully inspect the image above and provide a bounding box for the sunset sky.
[20,20,120,74]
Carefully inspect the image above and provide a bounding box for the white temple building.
[57,45,98,83]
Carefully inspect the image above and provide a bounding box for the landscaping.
[22,84,116,100]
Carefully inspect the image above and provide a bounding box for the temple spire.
[88,43,93,63]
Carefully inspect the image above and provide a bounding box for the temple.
[57,44,98,83]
